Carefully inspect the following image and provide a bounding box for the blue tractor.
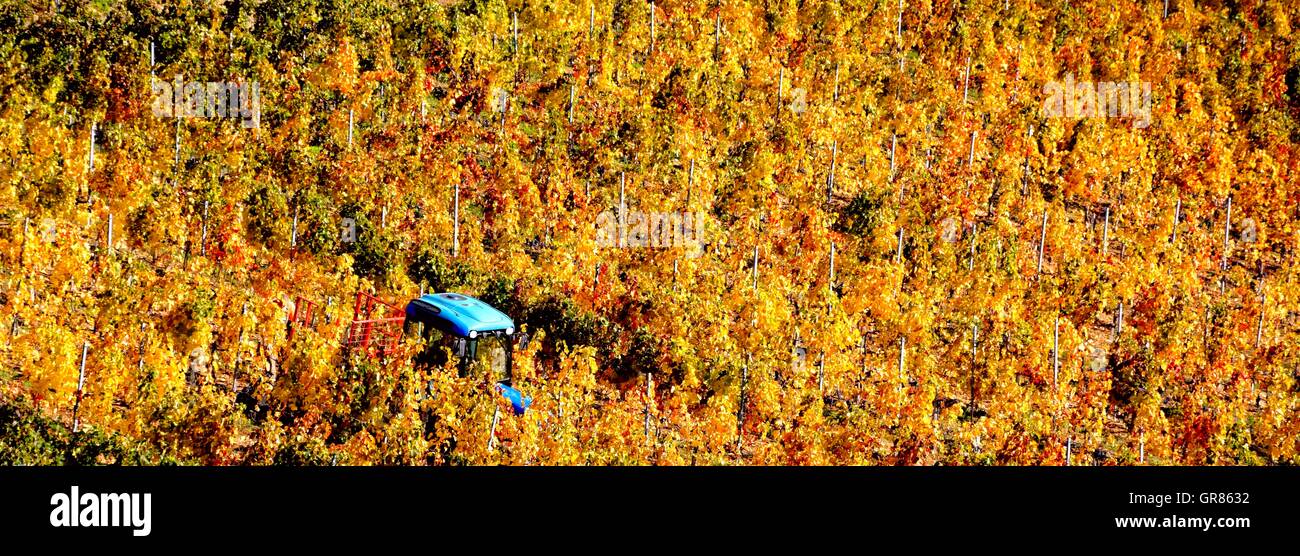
[404,292,531,415]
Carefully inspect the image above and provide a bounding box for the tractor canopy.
[405,293,515,338]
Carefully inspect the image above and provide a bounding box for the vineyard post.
[106,212,113,254]
[713,12,721,61]
[649,2,656,54]
[644,372,653,442]
[290,205,299,249]
[970,323,978,405]
[381,204,387,229]
[1102,205,1110,255]
[818,352,825,394]
[149,41,154,79]
[686,158,694,207]
[568,85,575,123]
[736,353,750,452]
[234,303,247,392]
[826,140,837,203]
[87,121,96,175]
[967,130,976,168]
[1163,0,1169,18]
[1052,315,1060,388]
[896,0,903,38]
[1256,292,1265,348]
[72,341,89,433]
[672,258,678,291]
[897,336,906,404]
[895,228,904,264]
[833,63,840,103]
[1117,301,1125,338]
[1221,196,1232,270]
[751,245,759,291]
[968,225,976,271]
[860,334,868,377]
[1036,210,1048,275]
[453,182,460,257]
[889,133,897,182]
[1022,126,1033,195]
[1065,437,1072,466]
[589,4,595,38]
[173,117,181,173]
[488,405,501,453]
[829,241,836,287]
[619,173,626,248]
[962,56,971,103]
[348,109,354,149]
[137,322,146,373]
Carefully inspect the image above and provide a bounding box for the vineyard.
[1,0,1298,466]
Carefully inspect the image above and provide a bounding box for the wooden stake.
[829,242,836,286]
[1101,205,1110,255]
[736,353,749,449]
[568,85,576,123]
[1036,210,1048,275]
[896,0,904,38]
[968,225,977,271]
[347,109,354,149]
[686,159,694,208]
[896,228,904,264]
[649,2,656,54]
[1115,302,1124,338]
[714,13,722,61]
[751,245,759,291]
[970,323,979,404]
[1256,292,1266,348]
[72,341,89,433]
[87,121,96,175]
[453,183,460,257]
[898,336,906,379]
[962,56,971,103]
[619,172,626,248]
[644,372,653,441]
[827,140,837,203]
[889,133,897,181]
[817,352,825,394]
[833,63,840,103]
[488,405,501,452]
[1221,196,1232,270]
[967,130,976,168]
[1052,315,1060,388]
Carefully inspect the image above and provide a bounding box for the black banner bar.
[0,466,1289,546]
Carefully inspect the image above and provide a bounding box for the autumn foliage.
[1,0,1299,465]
